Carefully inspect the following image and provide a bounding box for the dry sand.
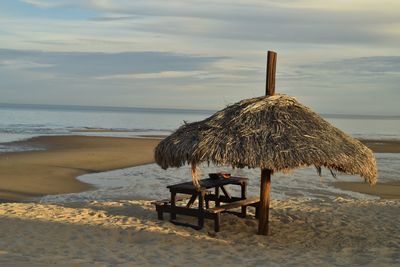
[0,198,399,266]
[0,136,160,201]
[0,136,399,266]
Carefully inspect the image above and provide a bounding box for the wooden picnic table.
[154,176,260,232]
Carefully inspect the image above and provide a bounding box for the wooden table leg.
[170,191,177,220]
[186,194,197,208]
[241,182,247,218]
[214,213,220,232]
[215,186,220,207]
[156,206,163,220]
[220,186,232,201]
[198,191,205,228]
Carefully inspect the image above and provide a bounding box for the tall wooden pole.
[258,51,277,235]
[265,51,277,96]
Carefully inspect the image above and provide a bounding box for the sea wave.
[40,153,399,203]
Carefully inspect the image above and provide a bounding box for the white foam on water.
[0,144,45,153]
[40,152,400,203]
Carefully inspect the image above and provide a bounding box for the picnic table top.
[167,177,248,192]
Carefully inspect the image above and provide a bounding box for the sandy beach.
[3,0,400,265]
[0,135,399,266]
[0,198,399,266]
[0,136,160,201]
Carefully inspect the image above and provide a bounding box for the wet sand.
[0,136,160,201]
[0,136,399,201]
[333,139,400,199]
[359,139,400,153]
[334,182,400,199]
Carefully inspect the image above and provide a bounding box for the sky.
[0,0,399,115]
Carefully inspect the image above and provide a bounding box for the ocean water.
[0,104,211,152]
[1,104,400,145]
[1,103,399,202]
[41,153,400,203]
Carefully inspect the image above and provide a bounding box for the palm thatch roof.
[155,94,377,184]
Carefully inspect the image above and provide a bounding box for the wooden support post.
[258,50,276,235]
[258,169,272,235]
[265,51,277,96]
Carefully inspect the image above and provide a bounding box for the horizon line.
[0,102,399,119]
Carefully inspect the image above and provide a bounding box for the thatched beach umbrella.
[155,51,377,235]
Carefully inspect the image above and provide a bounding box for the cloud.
[95,70,206,80]
[20,0,82,9]
[19,0,400,45]
[281,56,400,91]
[20,0,58,8]
[277,56,400,115]
[0,48,225,77]
[4,1,399,114]
[88,15,138,22]
[300,56,400,76]
[94,1,399,45]
[0,48,239,109]
[0,59,53,70]
[1,48,399,114]
[284,56,400,91]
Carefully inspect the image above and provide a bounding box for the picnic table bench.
[153,176,260,232]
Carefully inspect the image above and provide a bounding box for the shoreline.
[336,139,400,199]
[0,135,160,201]
[0,135,399,202]
[359,139,400,153]
[334,181,400,199]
